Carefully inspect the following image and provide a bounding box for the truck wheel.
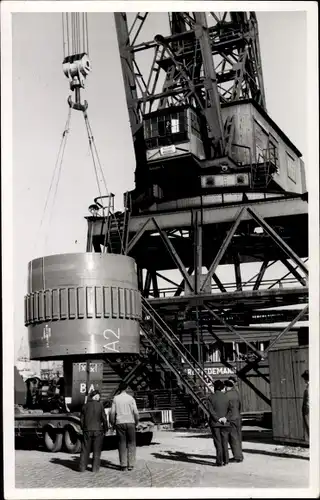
[44,427,63,452]
[64,427,82,454]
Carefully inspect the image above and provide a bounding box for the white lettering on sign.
[186,367,236,377]
[78,362,98,373]
[103,328,120,353]
[80,383,96,394]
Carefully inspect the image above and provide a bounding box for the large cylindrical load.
[25,253,141,360]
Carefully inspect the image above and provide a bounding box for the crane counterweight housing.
[24,253,141,359]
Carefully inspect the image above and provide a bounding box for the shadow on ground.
[50,456,124,472]
[153,446,309,466]
[152,450,217,467]
[15,436,159,453]
[180,428,275,445]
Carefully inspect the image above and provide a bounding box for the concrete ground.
[15,426,309,489]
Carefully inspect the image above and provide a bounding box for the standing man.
[110,382,139,471]
[225,379,243,462]
[207,379,232,467]
[79,389,108,473]
[301,370,309,441]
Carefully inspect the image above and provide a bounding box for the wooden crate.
[268,346,308,445]
[237,360,271,414]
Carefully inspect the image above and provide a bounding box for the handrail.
[141,298,212,389]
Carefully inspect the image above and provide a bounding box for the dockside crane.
[19,12,309,432]
[86,12,308,424]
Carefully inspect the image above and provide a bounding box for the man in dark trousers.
[79,389,108,473]
[110,382,139,471]
[225,379,243,462]
[301,370,309,441]
[207,379,232,466]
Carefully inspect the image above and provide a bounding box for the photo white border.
[1,1,319,498]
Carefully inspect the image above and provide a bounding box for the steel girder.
[114,11,266,159]
[86,196,308,410]
[87,195,307,237]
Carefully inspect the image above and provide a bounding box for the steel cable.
[44,110,72,252]
[32,108,72,256]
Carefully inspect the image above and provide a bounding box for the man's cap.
[89,389,100,398]
[213,379,224,391]
[224,379,234,388]
[228,376,237,384]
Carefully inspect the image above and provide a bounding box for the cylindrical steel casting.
[24,253,141,359]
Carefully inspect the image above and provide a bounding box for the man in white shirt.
[110,382,139,471]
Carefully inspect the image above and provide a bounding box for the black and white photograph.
[2,1,319,498]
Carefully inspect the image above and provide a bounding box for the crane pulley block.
[62,52,91,91]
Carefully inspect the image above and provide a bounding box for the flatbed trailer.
[15,407,154,453]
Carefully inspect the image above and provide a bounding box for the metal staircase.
[140,297,215,419]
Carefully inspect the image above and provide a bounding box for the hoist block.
[25,253,141,359]
[62,52,91,89]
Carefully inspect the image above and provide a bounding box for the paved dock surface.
[15,426,309,489]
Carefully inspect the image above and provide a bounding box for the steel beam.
[205,304,262,357]
[114,13,141,137]
[156,272,180,289]
[151,218,194,292]
[247,206,309,276]
[279,258,307,287]
[148,286,308,310]
[206,324,270,406]
[174,266,194,297]
[233,251,242,291]
[201,207,246,292]
[89,197,307,236]
[193,210,203,294]
[268,258,308,290]
[264,306,309,354]
[253,259,269,291]
[127,217,153,254]
[143,270,152,298]
[194,12,224,153]
[151,271,160,298]
[212,273,227,293]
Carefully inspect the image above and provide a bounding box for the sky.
[12,10,307,360]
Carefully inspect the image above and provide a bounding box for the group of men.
[79,382,139,473]
[207,376,243,466]
[78,376,243,473]
[78,370,309,473]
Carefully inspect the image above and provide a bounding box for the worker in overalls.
[224,379,244,462]
[301,370,309,441]
[79,390,108,473]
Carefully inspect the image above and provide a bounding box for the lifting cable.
[33,108,72,255]
[37,12,123,255]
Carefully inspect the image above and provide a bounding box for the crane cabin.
[143,105,206,169]
[139,100,307,206]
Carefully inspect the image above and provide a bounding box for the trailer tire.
[140,432,153,446]
[64,426,82,454]
[44,427,63,452]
